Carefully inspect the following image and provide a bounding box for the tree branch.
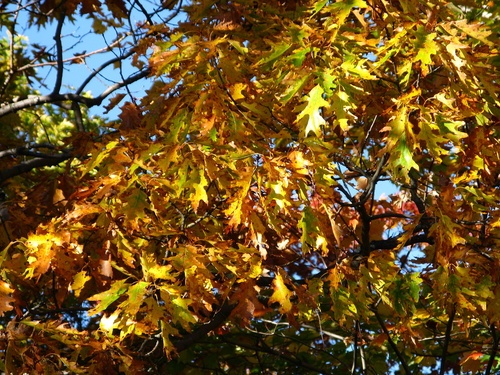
[76,49,135,95]
[439,304,456,375]
[370,212,411,220]
[486,323,499,375]
[173,301,235,353]
[0,68,150,118]
[372,306,412,374]
[0,152,71,184]
[71,101,85,132]
[52,13,65,95]
[359,202,371,256]
[0,144,56,158]
[370,233,433,252]
[220,334,326,373]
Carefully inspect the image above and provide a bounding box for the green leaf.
[341,54,377,80]
[298,206,319,251]
[171,296,198,328]
[288,47,311,67]
[124,188,149,220]
[123,281,149,315]
[317,69,337,96]
[257,43,292,67]
[310,0,329,16]
[436,115,468,143]
[407,273,422,302]
[414,29,438,66]
[394,136,420,173]
[227,39,248,54]
[88,280,129,315]
[281,73,311,103]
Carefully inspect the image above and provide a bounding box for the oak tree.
[0,0,499,373]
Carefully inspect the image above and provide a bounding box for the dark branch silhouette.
[0,151,72,184]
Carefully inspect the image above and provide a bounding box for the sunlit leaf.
[296,84,329,137]
[88,280,129,315]
[269,269,294,314]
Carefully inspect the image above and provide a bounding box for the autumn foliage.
[0,0,499,373]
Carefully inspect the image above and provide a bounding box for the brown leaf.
[104,94,126,114]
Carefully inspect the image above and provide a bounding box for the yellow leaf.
[88,280,129,315]
[323,204,342,246]
[100,311,120,333]
[24,232,62,278]
[229,82,246,101]
[288,150,310,175]
[161,321,179,359]
[331,88,354,132]
[414,29,438,75]
[341,57,377,80]
[269,269,293,313]
[140,253,174,282]
[120,281,149,316]
[0,281,14,316]
[433,93,455,109]
[70,271,91,298]
[190,168,209,212]
[296,85,329,138]
[224,167,253,227]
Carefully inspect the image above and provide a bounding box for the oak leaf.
[269,269,293,314]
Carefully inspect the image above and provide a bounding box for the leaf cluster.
[0,0,499,374]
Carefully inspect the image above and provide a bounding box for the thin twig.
[0,0,39,15]
[257,319,347,341]
[76,48,134,94]
[359,341,366,374]
[351,320,359,374]
[19,34,130,73]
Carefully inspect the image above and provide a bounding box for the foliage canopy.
[0,0,499,373]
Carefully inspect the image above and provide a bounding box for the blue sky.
[1,6,170,119]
